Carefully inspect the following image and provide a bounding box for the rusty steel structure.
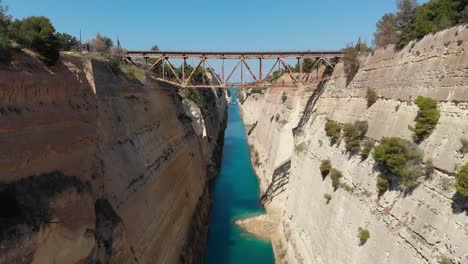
[125,50,344,88]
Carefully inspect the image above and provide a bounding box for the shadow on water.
[205,89,274,264]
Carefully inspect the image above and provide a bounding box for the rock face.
[240,25,468,264]
[0,52,227,263]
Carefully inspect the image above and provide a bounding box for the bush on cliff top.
[410,96,440,143]
[456,163,468,197]
[373,137,423,187]
[8,16,61,65]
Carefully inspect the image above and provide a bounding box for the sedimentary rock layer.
[0,52,227,263]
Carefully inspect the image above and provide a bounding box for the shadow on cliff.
[451,192,468,215]
[0,171,90,241]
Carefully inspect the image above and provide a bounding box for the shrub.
[438,255,453,264]
[343,121,368,154]
[424,159,434,178]
[455,163,468,197]
[357,227,370,245]
[56,32,79,51]
[325,120,342,143]
[361,139,375,160]
[183,88,207,117]
[366,88,377,108]
[323,194,332,203]
[410,96,440,143]
[342,45,360,85]
[373,137,423,187]
[281,92,287,103]
[9,16,61,65]
[377,176,390,193]
[340,183,354,193]
[330,168,343,190]
[295,142,307,154]
[108,56,121,73]
[251,88,263,94]
[460,138,468,154]
[413,0,459,40]
[0,35,11,63]
[275,114,280,122]
[320,160,332,178]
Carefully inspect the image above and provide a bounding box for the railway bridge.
[125,50,343,88]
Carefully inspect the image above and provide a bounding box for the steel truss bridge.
[125,50,344,88]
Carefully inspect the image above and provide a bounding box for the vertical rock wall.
[240,25,468,264]
[0,52,227,263]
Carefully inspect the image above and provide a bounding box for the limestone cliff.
[0,51,227,263]
[240,25,468,264]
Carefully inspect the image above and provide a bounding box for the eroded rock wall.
[0,52,227,263]
[240,25,468,264]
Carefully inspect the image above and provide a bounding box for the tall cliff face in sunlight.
[0,52,227,264]
[240,25,468,264]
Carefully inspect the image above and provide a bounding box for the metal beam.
[126,50,344,59]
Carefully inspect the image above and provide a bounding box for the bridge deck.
[126,50,343,59]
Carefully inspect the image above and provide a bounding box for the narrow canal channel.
[205,89,275,264]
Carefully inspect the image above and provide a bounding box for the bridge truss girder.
[126,51,342,88]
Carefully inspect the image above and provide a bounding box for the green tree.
[0,0,10,24]
[0,0,12,62]
[414,0,460,39]
[461,4,468,23]
[56,32,79,51]
[151,44,160,51]
[396,0,419,48]
[102,36,113,48]
[8,16,61,65]
[374,13,398,48]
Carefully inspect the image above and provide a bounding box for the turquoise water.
[205,90,275,264]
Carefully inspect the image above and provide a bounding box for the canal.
[205,89,275,264]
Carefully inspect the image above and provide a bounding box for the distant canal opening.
[205,89,274,264]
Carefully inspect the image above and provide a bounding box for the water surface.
[205,89,274,264]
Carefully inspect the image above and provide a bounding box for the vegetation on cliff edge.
[374,0,468,49]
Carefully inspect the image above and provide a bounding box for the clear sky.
[3,0,427,51]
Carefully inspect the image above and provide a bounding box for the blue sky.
[3,0,429,82]
[3,0,427,51]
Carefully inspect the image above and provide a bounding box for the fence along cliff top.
[125,50,344,88]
